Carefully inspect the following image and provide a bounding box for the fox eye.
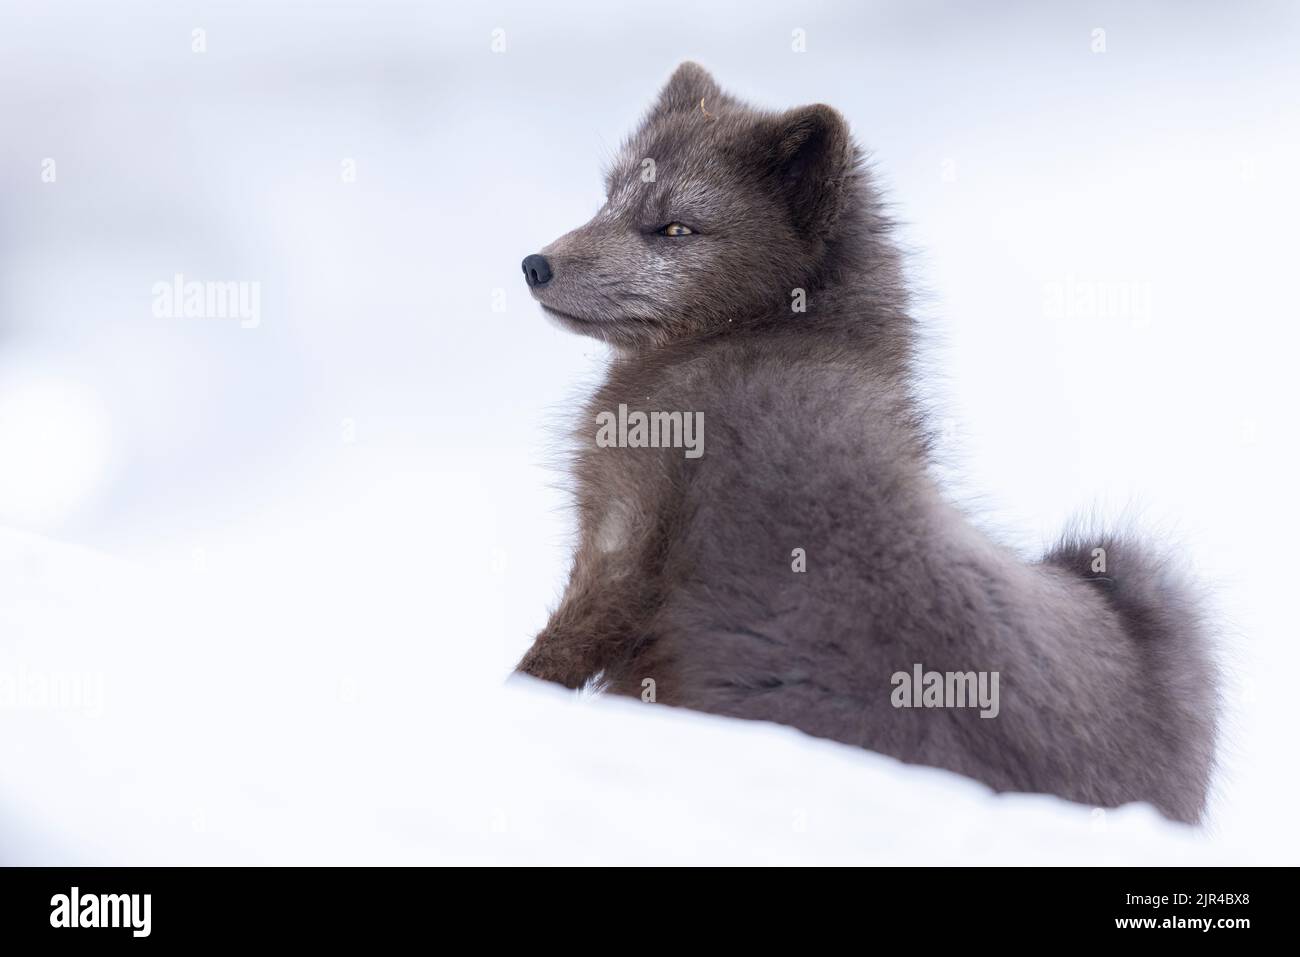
[659,222,694,237]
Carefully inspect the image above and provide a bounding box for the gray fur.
[518,63,1218,823]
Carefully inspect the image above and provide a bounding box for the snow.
[0,521,1237,865]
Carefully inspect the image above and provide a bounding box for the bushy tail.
[1041,530,1220,821]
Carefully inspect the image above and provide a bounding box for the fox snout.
[521,253,552,288]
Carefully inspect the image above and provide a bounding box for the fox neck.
[803,180,913,349]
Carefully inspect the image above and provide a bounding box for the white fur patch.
[595,502,631,554]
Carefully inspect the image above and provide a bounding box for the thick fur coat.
[516,63,1217,823]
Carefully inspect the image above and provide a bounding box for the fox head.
[522,62,866,349]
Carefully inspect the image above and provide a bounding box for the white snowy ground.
[0,514,1243,866]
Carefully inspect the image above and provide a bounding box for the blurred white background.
[1,0,1296,863]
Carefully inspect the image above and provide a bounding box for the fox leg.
[516,567,647,689]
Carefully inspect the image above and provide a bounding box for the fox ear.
[652,62,722,117]
[766,105,853,237]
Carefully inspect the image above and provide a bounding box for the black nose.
[522,254,552,288]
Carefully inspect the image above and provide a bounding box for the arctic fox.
[516,63,1217,823]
